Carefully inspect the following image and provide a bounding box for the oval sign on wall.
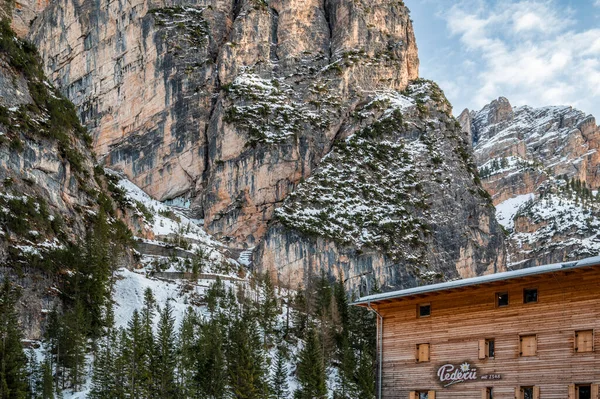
[436,362,502,388]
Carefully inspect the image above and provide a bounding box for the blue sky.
[405,0,600,116]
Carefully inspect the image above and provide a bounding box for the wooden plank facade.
[357,262,600,399]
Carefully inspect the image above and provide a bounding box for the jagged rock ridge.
[463,97,600,267]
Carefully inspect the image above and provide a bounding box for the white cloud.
[442,0,600,114]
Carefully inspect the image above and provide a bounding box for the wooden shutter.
[568,384,576,399]
[520,335,537,356]
[515,387,521,399]
[482,388,488,399]
[575,330,594,352]
[533,386,540,399]
[409,391,417,399]
[428,391,436,399]
[592,384,599,399]
[417,343,430,362]
[479,339,486,359]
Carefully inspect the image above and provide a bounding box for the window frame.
[486,338,495,358]
[576,384,592,399]
[517,386,539,399]
[418,303,431,318]
[496,292,509,307]
[523,287,538,304]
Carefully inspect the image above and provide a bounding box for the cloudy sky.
[404,0,600,116]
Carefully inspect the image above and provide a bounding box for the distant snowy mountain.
[461,98,600,268]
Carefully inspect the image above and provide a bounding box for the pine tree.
[291,289,308,339]
[295,327,327,399]
[177,308,198,397]
[40,360,53,399]
[89,305,124,399]
[355,346,375,399]
[195,318,227,399]
[126,310,147,399]
[270,348,289,399]
[154,301,177,399]
[62,301,87,390]
[0,280,28,399]
[226,312,269,399]
[259,274,279,346]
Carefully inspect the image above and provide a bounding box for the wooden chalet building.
[354,256,600,399]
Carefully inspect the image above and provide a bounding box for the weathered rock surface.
[257,82,506,292]
[0,23,140,338]
[27,0,419,247]
[464,98,600,267]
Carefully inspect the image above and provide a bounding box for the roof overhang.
[353,255,600,307]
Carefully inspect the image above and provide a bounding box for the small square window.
[524,288,538,304]
[575,330,594,353]
[522,387,534,399]
[577,385,591,399]
[520,335,537,357]
[479,338,495,359]
[418,304,431,318]
[496,292,509,307]
[416,343,430,362]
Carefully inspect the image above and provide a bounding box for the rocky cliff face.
[27,0,419,247]
[0,21,144,338]
[464,98,600,267]
[11,0,508,292]
[257,81,505,291]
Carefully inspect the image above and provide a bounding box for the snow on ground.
[495,193,535,230]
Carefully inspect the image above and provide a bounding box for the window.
[418,303,431,318]
[517,386,539,399]
[569,384,599,399]
[496,292,509,307]
[409,391,435,399]
[478,338,495,359]
[482,387,493,399]
[578,385,591,399]
[519,334,537,357]
[523,288,538,303]
[416,343,430,362]
[575,330,594,353]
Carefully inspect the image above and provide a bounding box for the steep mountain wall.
[0,20,134,338]
[28,0,419,247]
[464,98,600,267]
[257,82,506,291]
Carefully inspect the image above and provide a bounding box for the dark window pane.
[579,386,591,399]
[523,387,533,399]
[488,388,493,399]
[488,339,495,357]
[497,292,509,307]
[419,305,431,317]
[524,288,538,303]
[419,393,429,399]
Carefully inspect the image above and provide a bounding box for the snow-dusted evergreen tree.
[295,326,327,399]
[154,301,177,398]
[177,308,198,397]
[270,348,289,399]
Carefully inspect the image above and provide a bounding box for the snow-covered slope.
[462,98,600,267]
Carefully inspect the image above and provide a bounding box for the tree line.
[1,268,377,399]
